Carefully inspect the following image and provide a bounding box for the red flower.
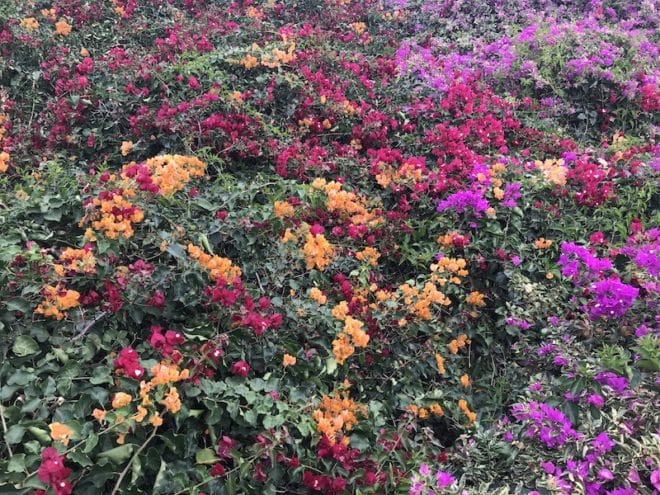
[217,436,236,458]
[37,448,72,494]
[113,346,144,380]
[210,463,226,477]
[231,360,250,377]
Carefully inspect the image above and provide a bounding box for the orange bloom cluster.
[237,42,297,69]
[460,374,472,388]
[312,392,367,445]
[303,233,334,271]
[49,422,74,446]
[82,190,144,239]
[406,403,444,419]
[399,281,451,320]
[534,237,553,249]
[309,287,327,305]
[0,112,10,173]
[138,155,206,196]
[375,160,424,189]
[313,179,382,227]
[34,284,80,320]
[150,362,190,386]
[465,291,486,307]
[283,353,297,367]
[54,19,72,36]
[20,17,40,30]
[535,158,568,186]
[273,200,295,218]
[53,247,96,277]
[332,316,369,364]
[458,399,477,424]
[161,387,181,413]
[187,243,242,283]
[447,334,471,354]
[430,257,469,285]
[355,246,380,267]
[435,353,446,374]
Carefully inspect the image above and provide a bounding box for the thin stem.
[110,426,159,495]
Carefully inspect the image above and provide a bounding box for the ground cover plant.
[0,0,658,493]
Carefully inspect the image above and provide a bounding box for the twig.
[110,426,159,495]
[0,403,13,458]
[72,311,107,341]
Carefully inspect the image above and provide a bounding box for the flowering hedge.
[0,0,658,494]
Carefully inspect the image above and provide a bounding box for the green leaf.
[5,425,26,444]
[69,450,93,467]
[12,335,40,357]
[98,444,135,464]
[7,453,26,473]
[195,448,219,465]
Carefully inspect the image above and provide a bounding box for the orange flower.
[429,403,444,417]
[303,233,334,271]
[120,141,133,156]
[435,353,446,375]
[460,374,472,388]
[54,20,72,36]
[283,353,297,367]
[161,387,181,413]
[149,412,163,427]
[112,392,132,409]
[273,200,294,218]
[132,406,148,423]
[20,17,40,30]
[49,422,73,446]
[534,237,553,249]
[466,291,486,307]
[92,408,106,422]
[309,287,327,305]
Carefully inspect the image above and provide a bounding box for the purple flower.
[589,278,639,319]
[595,372,629,394]
[591,432,615,453]
[437,190,489,216]
[435,470,455,489]
[586,394,605,408]
[651,469,660,491]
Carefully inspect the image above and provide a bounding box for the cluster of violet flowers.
[409,464,456,495]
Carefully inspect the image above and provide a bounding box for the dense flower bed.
[0,0,657,494]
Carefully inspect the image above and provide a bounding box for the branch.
[110,426,158,495]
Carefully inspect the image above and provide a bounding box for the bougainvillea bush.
[0,0,658,493]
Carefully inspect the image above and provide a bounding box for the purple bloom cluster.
[511,401,583,449]
[588,278,639,319]
[408,464,456,495]
[558,242,612,280]
[436,189,489,216]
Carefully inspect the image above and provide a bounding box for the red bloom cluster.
[37,448,72,495]
[113,346,144,379]
[149,325,185,362]
[302,471,347,494]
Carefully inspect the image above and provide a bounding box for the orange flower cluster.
[309,287,327,305]
[140,155,206,196]
[355,246,380,267]
[150,362,190,386]
[34,284,80,320]
[312,179,383,227]
[54,19,72,36]
[332,316,369,364]
[303,233,334,271]
[458,399,477,424]
[187,243,242,283]
[534,237,553,249]
[161,387,181,413]
[312,392,367,445]
[49,422,74,446]
[430,257,469,285]
[53,247,97,277]
[406,403,444,419]
[0,112,10,173]
[273,200,295,218]
[435,352,446,374]
[447,334,471,354]
[465,291,486,307]
[82,190,144,239]
[283,353,297,367]
[399,281,451,320]
[375,160,424,189]
[20,17,40,30]
[236,42,297,69]
[535,158,567,186]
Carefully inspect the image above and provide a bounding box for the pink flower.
[231,360,250,377]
